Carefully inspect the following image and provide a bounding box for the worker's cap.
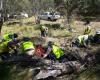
[96,31,100,34]
[23,37,31,41]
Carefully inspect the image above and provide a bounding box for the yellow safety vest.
[78,36,84,45]
[0,41,9,54]
[52,45,64,59]
[3,34,12,41]
[84,27,91,35]
[22,41,35,52]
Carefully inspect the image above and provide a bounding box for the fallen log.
[35,61,84,80]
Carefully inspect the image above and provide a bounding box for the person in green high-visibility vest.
[44,41,66,62]
[21,37,35,57]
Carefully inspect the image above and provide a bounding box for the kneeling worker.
[44,41,66,62]
[21,37,35,57]
[40,25,48,37]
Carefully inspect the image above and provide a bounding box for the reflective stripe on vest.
[22,41,34,51]
[52,45,64,59]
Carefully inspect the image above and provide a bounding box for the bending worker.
[43,41,66,62]
[40,25,48,37]
[21,37,35,57]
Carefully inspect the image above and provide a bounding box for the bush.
[51,24,61,29]
[45,24,61,29]
[44,24,52,29]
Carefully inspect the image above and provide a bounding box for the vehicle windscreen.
[54,13,60,15]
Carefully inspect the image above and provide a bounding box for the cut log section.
[35,61,84,80]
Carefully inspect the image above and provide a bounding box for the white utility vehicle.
[38,12,60,21]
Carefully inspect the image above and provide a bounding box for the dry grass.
[2,17,71,39]
[2,25,40,38]
[2,17,40,38]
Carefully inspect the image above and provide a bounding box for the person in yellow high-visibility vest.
[84,25,91,35]
[40,25,48,37]
[21,37,35,57]
[44,41,66,62]
[0,39,19,60]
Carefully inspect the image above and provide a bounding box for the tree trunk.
[0,18,3,34]
[66,12,72,32]
[0,0,3,35]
